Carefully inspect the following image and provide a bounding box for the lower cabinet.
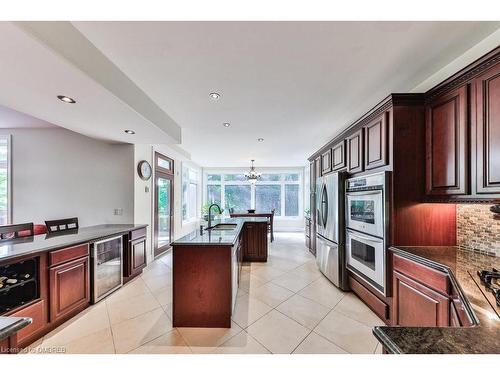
[49,256,90,323]
[124,229,147,281]
[9,300,47,347]
[242,222,268,262]
[392,271,449,327]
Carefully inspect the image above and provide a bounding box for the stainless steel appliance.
[91,235,123,303]
[345,171,389,295]
[315,172,348,290]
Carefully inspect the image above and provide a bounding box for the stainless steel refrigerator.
[315,172,348,290]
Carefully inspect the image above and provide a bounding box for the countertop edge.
[0,224,149,263]
[372,327,401,354]
[0,317,32,341]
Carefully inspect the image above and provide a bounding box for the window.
[182,165,198,222]
[0,136,10,225]
[224,185,251,212]
[255,185,281,215]
[204,171,302,217]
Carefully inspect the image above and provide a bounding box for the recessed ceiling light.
[223,123,231,127]
[124,129,135,135]
[209,92,221,101]
[57,95,76,104]
[257,138,264,142]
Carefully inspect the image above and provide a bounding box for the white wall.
[133,143,202,263]
[0,127,134,226]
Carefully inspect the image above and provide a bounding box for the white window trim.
[0,135,12,225]
[203,168,304,220]
[181,163,199,225]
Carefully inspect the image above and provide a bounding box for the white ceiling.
[0,21,499,167]
[0,105,55,129]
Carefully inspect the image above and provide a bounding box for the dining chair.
[44,217,79,234]
[0,222,34,240]
[268,209,275,242]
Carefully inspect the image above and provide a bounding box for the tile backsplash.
[457,204,500,257]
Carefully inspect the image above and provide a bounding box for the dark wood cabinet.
[321,149,332,175]
[393,271,449,327]
[242,222,268,262]
[425,85,468,195]
[331,140,346,171]
[49,255,90,323]
[314,156,321,178]
[9,300,47,347]
[347,129,364,173]
[124,228,147,282]
[305,217,311,249]
[364,112,388,170]
[473,63,500,194]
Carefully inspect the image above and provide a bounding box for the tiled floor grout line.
[103,300,117,354]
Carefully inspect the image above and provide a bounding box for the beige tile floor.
[25,232,384,354]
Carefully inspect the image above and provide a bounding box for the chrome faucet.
[207,203,222,229]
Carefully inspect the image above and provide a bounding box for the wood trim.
[154,152,174,175]
[425,46,500,101]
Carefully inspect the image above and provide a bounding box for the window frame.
[203,169,303,219]
[0,135,12,225]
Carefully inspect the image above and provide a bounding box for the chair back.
[0,222,34,240]
[45,217,79,234]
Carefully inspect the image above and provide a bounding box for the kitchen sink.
[207,223,237,231]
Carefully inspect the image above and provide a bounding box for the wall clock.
[137,160,152,180]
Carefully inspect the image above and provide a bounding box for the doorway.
[154,152,174,257]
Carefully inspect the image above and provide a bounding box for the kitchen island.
[171,217,268,328]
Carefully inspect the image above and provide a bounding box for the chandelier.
[244,159,261,184]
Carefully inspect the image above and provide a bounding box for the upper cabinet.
[364,112,388,170]
[332,140,347,171]
[321,149,332,175]
[425,86,468,195]
[473,63,500,195]
[347,129,364,173]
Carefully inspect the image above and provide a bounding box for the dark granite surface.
[0,316,32,341]
[0,224,148,262]
[171,217,268,246]
[373,246,500,354]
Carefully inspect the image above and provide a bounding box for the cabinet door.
[425,86,468,195]
[315,156,321,178]
[364,112,388,170]
[243,223,258,259]
[332,140,347,171]
[130,238,147,275]
[474,63,500,194]
[321,149,332,175]
[347,129,364,173]
[49,256,90,323]
[393,271,449,327]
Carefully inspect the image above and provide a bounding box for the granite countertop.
[0,316,32,341]
[172,217,269,246]
[0,224,148,262]
[373,246,500,354]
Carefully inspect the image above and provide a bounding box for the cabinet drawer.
[130,227,147,241]
[393,254,450,295]
[9,300,46,345]
[49,244,89,267]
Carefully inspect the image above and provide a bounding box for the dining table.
[229,211,274,242]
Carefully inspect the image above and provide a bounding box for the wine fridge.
[91,235,123,303]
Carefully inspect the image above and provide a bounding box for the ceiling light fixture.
[57,95,76,104]
[257,138,264,142]
[223,123,231,127]
[209,92,221,101]
[124,129,136,135]
[244,160,261,184]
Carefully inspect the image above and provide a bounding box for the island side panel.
[172,245,232,328]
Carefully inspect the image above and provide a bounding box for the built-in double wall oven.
[345,172,389,296]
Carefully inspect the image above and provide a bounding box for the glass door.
[154,152,174,257]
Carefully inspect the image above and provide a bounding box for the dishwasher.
[91,235,123,303]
